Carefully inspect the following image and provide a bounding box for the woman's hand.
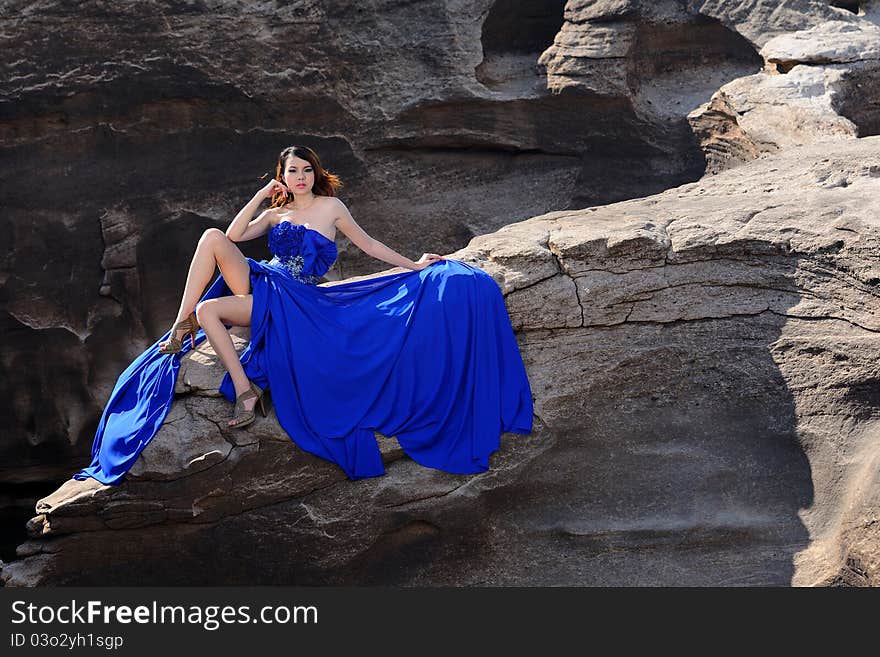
[413,253,445,270]
[259,178,290,201]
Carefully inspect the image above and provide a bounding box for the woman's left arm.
[332,198,444,271]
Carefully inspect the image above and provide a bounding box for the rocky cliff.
[2,0,879,585]
[5,135,880,586]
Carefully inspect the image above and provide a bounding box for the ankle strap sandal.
[158,311,200,354]
[228,382,267,429]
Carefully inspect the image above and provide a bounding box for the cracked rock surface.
[688,11,880,173]
[9,0,878,500]
[0,0,717,492]
[5,136,880,586]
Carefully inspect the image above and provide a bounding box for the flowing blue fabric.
[73,222,534,484]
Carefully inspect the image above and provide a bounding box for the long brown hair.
[261,145,344,210]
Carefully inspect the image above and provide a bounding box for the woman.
[157,145,445,428]
[70,145,534,486]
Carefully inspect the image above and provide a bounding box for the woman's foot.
[36,477,106,514]
[158,311,200,354]
[228,382,266,428]
[228,387,258,427]
[158,321,188,349]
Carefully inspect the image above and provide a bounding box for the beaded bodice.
[267,221,338,285]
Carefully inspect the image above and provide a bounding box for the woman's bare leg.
[160,228,251,348]
[195,295,257,424]
[164,228,258,423]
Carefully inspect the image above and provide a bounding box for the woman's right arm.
[226,179,287,242]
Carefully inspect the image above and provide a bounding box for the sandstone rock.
[693,0,862,47]
[687,70,842,174]
[688,18,880,173]
[6,135,880,586]
[538,0,866,122]
[0,0,710,489]
[762,19,880,69]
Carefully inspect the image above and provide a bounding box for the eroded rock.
[689,18,880,172]
[6,135,880,586]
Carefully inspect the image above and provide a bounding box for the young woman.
[157,145,445,428]
[69,145,534,486]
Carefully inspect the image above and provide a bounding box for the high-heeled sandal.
[158,311,200,354]
[228,382,267,429]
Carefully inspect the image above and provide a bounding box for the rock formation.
[688,17,880,173]
[4,0,691,500]
[5,135,880,586]
[3,0,880,586]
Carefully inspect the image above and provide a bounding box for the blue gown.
[72,221,534,484]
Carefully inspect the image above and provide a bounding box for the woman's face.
[283,155,315,196]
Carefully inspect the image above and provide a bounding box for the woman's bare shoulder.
[265,206,281,226]
[323,195,345,208]
[322,196,347,222]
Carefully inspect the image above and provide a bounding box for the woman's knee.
[198,228,228,249]
[195,299,216,325]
